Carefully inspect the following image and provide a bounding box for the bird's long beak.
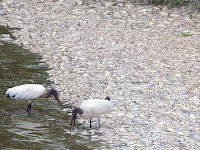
[70,109,77,132]
[45,93,51,98]
[54,95,63,110]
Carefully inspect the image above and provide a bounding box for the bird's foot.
[26,104,32,114]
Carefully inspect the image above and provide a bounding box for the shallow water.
[0,26,105,150]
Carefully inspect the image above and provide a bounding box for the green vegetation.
[152,0,200,10]
[128,0,200,10]
[150,0,186,6]
[181,31,193,36]
[151,0,200,10]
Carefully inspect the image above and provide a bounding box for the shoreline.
[1,0,200,149]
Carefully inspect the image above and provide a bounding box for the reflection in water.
[0,26,105,149]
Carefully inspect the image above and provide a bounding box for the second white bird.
[70,96,114,131]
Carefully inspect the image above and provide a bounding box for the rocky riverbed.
[1,0,200,149]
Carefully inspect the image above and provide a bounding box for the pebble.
[181,30,194,36]
[87,9,96,14]
[169,13,180,18]
[113,11,122,18]
[105,2,113,7]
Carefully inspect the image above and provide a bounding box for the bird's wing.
[5,84,45,100]
[81,99,114,117]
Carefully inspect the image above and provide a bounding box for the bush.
[150,0,185,6]
[150,0,200,8]
[128,0,200,8]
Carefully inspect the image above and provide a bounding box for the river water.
[0,26,105,149]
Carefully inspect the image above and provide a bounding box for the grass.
[128,0,200,10]
[181,31,193,36]
[150,0,186,6]
[151,0,200,10]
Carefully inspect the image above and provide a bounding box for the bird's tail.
[105,96,110,101]
[3,89,9,98]
[3,90,6,95]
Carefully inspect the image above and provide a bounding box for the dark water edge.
[0,26,104,150]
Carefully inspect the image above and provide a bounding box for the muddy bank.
[1,0,200,149]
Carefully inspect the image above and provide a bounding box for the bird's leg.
[73,116,76,125]
[26,100,32,113]
[90,118,92,128]
[98,117,100,129]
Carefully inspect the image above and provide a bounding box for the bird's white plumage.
[5,84,46,100]
[80,99,114,119]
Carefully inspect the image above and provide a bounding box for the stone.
[181,30,194,36]
[113,11,122,18]
[87,9,96,14]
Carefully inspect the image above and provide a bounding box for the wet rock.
[0,34,12,42]
[0,34,10,38]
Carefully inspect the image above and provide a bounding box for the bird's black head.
[105,96,110,101]
[46,88,58,98]
[46,88,63,110]
[70,106,83,131]
[3,89,9,97]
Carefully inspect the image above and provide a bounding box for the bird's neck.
[76,107,83,115]
[40,90,48,98]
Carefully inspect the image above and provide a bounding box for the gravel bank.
[1,0,200,149]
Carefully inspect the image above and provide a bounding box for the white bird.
[4,84,63,113]
[70,96,114,131]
